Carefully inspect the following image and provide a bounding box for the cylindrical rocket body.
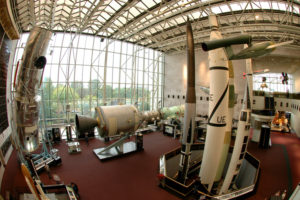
[177,19,196,184]
[95,105,142,137]
[219,108,251,194]
[246,58,253,108]
[199,19,229,189]
[215,61,235,181]
[181,19,196,145]
[181,103,196,144]
[13,27,52,152]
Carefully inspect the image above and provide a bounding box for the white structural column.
[199,15,229,191]
[118,42,123,102]
[103,39,109,105]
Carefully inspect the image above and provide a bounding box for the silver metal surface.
[95,105,143,137]
[93,141,137,161]
[13,27,52,152]
[142,110,160,122]
[75,105,161,138]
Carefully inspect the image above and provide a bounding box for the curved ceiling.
[10,0,300,53]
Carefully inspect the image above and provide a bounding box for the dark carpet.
[271,132,300,188]
[1,131,300,200]
[44,133,182,200]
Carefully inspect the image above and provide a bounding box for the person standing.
[70,182,80,199]
[84,132,89,146]
[53,174,62,184]
[44,163,52,179]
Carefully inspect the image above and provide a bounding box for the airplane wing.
[266,40,293,49]
[253,69,270,75]
[199,86,210,95]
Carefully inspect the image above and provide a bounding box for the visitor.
[70,182,80,199]
[84,132,89,146]
[53,174,62,184]
[44,163,52,179]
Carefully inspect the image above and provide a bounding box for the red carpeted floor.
[1,131,300,200]
[270,132,300,188]
[42,133,182,200]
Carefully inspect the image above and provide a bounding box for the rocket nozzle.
[75,114,98,133]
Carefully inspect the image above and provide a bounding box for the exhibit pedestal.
[67,142,81,154]
[158,144,260,199]
[93,141,138,160]
[251,114,273,142]
[93,134,143,161]
[259,125,271,148]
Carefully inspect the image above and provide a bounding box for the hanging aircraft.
[202,36,293,60]
[242,68,270,79]
[282,72,289,84]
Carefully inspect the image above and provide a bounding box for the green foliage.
[40,78,152,124]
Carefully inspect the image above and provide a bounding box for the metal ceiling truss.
[149,11,300,52]
[10,0,300,53]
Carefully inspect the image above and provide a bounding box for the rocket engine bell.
[75,115,99,133]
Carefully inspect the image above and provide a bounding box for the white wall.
[290,102,300,137]
[252,47,300,93]
[164,47,247,121]
[275,97,300,137]
[164,45,300,136]
[293,68,300,93]
[164,49,209,116]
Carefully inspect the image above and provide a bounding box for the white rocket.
[219,77,251,194]
[198,16,292,194]
[245,57,253,107]
[218,53,253,194]
[199,15,229,191]
[215,60,235,181]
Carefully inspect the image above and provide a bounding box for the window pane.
[14,33,164,126]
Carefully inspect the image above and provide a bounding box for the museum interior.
[1,0,300,199]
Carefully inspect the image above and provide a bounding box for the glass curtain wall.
[13,32,164,126]
[253,73,294,93]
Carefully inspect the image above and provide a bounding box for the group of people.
[272,111,290,133]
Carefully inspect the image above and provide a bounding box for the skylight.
[219,5,230,13]
[211,6,222,14]
[230,3,241,11]
[11,0,300,53]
